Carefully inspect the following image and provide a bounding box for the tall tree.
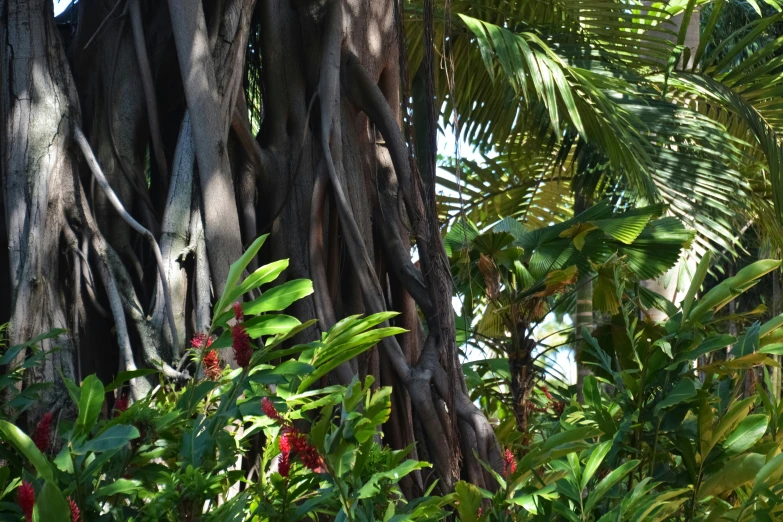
[1,0,502,493]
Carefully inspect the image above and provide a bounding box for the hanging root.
[74,125,180,351]
[78,237,110,318]
[338,48,506,484]
[342,51,415,225]
[313,1,456,485]
[309,162,337,331]
[192,203,212,334]
[63,225,83,382]
[91,238,140,399]
[129,0,169,190]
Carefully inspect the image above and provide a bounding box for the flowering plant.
[0,236,443,521]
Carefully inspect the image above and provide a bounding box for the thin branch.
[94,246,140,400]
[73,125,180,351]
[78,236,110,319]
[342,51,415,225]
[83,0,127,50]
[129,0,169,190]
[63,224,83,381]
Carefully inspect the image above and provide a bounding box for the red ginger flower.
[32,412,53,453]
[190,332,213,350]
[261,397,284,421]
[114,395,129,416]
[277,426,323,474]
[298,442,323,472]
[231,323,252,368]
[17,481,34,522]
[503,449,517,477]
[278,426,296,454]
[203,350,221,380]
[68,497,80,522]
[278,451,291,477]
[233,302,244,322]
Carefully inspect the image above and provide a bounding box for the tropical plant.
[1,0,496,488]
[423,0,783,271]
[450,201,692,431]
[0,246,442,521]
[452,255,783,521]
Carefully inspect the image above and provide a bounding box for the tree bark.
[1,0,502,492]
[574,194,593,399]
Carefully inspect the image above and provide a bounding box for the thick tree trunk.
[2,0,81,411]
[1,0,502,492]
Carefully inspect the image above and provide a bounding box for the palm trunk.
[574,194,593,399]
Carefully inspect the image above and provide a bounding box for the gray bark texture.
[1,0,502,492]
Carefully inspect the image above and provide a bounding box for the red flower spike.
[68,497,81,522]
[17,481,34,522]
[278,426,296,454]
[278,451,290,477]
[32,412,53,453]
[203,350,221,380]
[233,302,244,322]
[190,333,212,350]
[114,395,129,416]
[503,449,517,477]
[540,385,554,401]
[231,323,252,368]
[298,443,323,472]
[262,398,284,422]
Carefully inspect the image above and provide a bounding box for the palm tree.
[407,0,783,396]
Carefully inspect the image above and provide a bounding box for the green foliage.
[451,202,692,412]
[0,239,444,522]
[458,257,783,521]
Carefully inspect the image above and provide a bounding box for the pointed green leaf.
[75,375,104,438]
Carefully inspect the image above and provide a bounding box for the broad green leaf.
[655,378,697,412]
[708,397,755,454]
[104,369,157,392]
[0,420,54,482]
[541,426,602,452]
[698,453,765,500]
[63,377,81,405]
[357,460,431,499]
[583,375,602,410]
[682,251,711,319]
[760,311,783,338]
[74,425,139,454]
[721,414,768,457]
[690,260,781,321]
[0,329,67,365]
[75,375,104,438]
[243,315,301,339]
[753,452,783,493]
[53,447,73,474]
[732,322,760,358]
[91,479,142,499]
[670,335,736,367]
[581,440,612,490]
[585,460,640,513]
[33,480,69,522]
[243,279,314,315]
[225,258,289,306]
[214,234,268,315]
[452,481,482,522]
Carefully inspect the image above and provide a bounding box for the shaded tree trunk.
[1,0,502,493]
[574,193,592,398]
